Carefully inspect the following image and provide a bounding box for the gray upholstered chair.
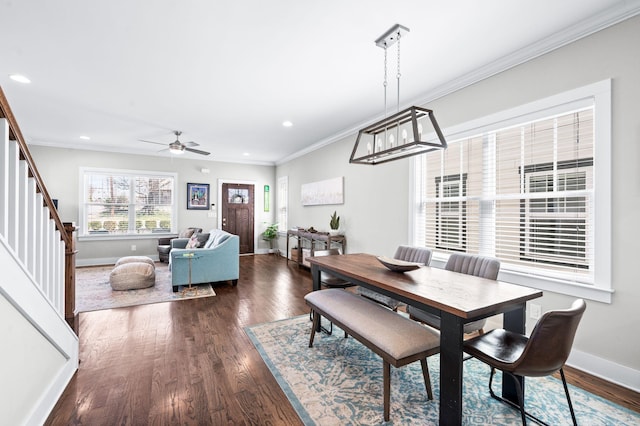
[464,299,586,425]
[407,253,500,334]
[157,227,202,263]
[356,245,433,310]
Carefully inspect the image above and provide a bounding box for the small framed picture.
[187,183,210,210]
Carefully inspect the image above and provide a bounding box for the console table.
[286,229,346,267]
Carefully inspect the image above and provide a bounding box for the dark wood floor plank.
[45,255,638,425]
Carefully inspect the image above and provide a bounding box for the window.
[80,168,177,237]
[435,174,467,251]
[277,176,288,232]
[522,165,591,269]
[411,80,611,302]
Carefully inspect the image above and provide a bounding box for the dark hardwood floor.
[46,255,639,425]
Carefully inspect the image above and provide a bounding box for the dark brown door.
[221,183,254,254]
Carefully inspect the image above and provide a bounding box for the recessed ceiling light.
[9,74,31,84]
[79,135,91,140]
[282,120,293,127]
[243,152,250,156]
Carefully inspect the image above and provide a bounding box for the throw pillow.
[186,234,200,249]
[179,228,197,238]
[195,233,210,247]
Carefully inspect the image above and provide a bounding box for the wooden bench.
[304,288,440,422]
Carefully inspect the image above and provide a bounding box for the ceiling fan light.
[169,145,184,154]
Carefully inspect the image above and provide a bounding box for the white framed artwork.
[301,176,344,206]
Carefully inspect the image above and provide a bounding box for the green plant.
[329,211,340,230]
[263,223,279,240]
[263,223,279,251]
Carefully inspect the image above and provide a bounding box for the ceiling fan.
[139,130,211,156]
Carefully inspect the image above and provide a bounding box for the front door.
[221,183,254,254]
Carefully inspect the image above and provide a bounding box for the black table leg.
[502,303,526,404]
[310,264,322,332]
[439,312,464,426]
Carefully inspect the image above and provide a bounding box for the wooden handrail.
[0,86,71,247]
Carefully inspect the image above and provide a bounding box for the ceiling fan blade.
[139,139,167,146]
[185,147,211,156]
[184,141,200,147]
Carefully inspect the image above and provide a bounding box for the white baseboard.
[76,254,160,267]
[254,249,284,255]
[567,349,640,393]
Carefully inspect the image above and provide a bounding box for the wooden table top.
[307,253,542,319]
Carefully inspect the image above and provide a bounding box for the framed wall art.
[301,176,344,206]
[187,183,210,210]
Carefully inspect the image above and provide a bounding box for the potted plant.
[262,223,279,253]
[329,211,341,235]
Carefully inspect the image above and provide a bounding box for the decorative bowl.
[376,256,422,272]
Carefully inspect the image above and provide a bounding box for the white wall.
[277,16,640,390]
[29,147,277,264]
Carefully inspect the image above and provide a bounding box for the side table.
[286,229,346,267]
[180,252,198,296]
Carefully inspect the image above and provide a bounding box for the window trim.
[277,176,289,234]
[410,79,612,303]
[78,167,178,240]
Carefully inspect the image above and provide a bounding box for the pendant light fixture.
[350,24,447,165]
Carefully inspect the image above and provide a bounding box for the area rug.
[76,262,216,312]
[246,315,640,425]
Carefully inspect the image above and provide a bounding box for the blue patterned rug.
[246,315,639,425]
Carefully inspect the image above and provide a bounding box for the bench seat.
[305,288,440,422]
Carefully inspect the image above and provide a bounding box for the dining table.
[307,253,543,426]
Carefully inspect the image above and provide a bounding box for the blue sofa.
[169,229,239,291]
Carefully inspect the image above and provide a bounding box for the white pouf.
[110,262,156,290]
[114,255,156,268]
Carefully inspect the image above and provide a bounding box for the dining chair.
[406,252,500,334]
[356,245,433,310]
[309,248,355,334]
[463,299,586,425]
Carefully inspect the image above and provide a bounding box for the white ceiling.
[1,0,638,165]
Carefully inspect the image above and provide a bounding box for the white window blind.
[277,176,288,232]
[418,108,593,284]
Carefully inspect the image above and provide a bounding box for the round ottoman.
[110,262,156,290]
[115,255,156,268]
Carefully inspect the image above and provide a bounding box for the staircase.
[0,87,79,425]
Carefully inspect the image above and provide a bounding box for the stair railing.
[0,86,77,330]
